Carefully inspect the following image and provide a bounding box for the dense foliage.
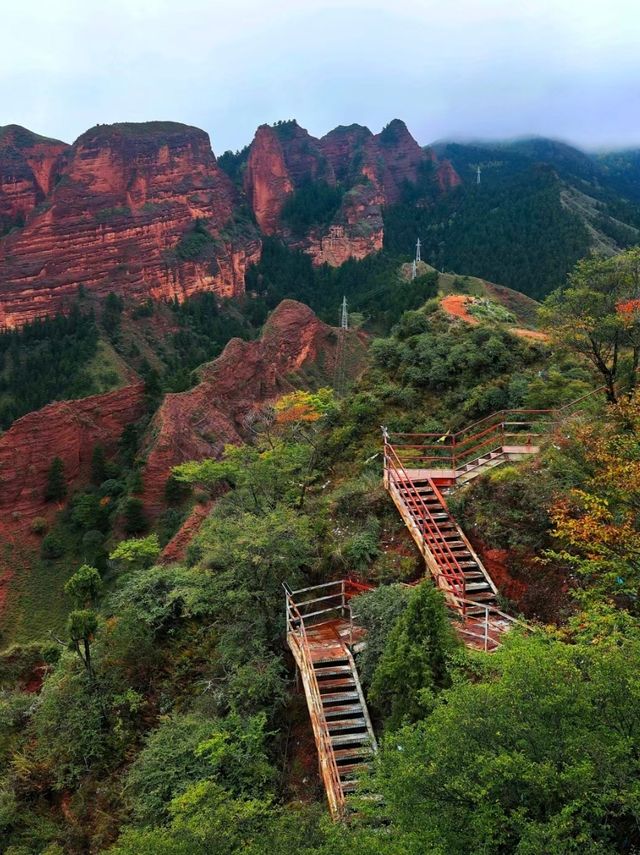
[0,306,102,428]
[4,243,640,852]
[245,236,438,331]
[384,165,591,300]
[281,180,343,236]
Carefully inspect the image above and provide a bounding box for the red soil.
[440,294,479,324]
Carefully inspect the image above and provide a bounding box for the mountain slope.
[401,137,640,299]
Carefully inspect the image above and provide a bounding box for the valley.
[1,115,640,853]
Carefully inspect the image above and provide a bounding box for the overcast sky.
[2,0,639,153]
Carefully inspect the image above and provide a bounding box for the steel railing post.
[382,425,389,488]
[484,606,489,652]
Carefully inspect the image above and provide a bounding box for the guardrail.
[285,585,346,819]
[384,440,469,606]
[383,388,604,473]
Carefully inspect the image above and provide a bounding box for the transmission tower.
[476,164,482,185]
[334,296,349,397]
[415,237,421,263]
[340,295,349,330]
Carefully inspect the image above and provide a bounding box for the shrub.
[30,517,48,536]
[41,532,65,560]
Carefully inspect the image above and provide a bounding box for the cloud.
[1,0,639,150]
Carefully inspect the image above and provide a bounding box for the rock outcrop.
[0,122,261,327]
[0,382,146,537]
[0,116,462,324]
[0,125,68,234]
[243,118,460,267]
[141,299,364,515]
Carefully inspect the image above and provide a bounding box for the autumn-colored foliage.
[550,392,640,606]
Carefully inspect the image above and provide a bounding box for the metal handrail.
[384,437,468,608]
[285,592,346,818]
[384,388,605,472]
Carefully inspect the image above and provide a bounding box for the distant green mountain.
[596,148,640,204]
[383,137,640,300]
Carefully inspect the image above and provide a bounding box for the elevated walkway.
[289,392,601,820]
[285,581,377,820]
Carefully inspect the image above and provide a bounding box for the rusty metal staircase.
[391,474,497,615]
[285,581,378,819]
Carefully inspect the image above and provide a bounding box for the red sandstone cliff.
[0,125,68,234]
[0,122,261,327]
[0,117,462,325]
[141,299,364,515]
[0,382,146,537]
[244,119,460,267]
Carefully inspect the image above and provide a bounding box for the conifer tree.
[45,456,67,502]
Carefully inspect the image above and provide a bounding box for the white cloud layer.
[2,0,639,151]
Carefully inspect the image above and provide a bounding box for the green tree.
[71,491,110,532]
[64,565,102,607]
[370,582,460,730]
[66,609,98,675]
[174,442,313,513]
[124,714,223,825]
[102,292,124,338]
[44,457,66,502]
[350,584,411,685]
[109,534,161,572]
[91,444,108,485]
[32,661,109,789]
[540,248,640,402]
[374,631,640,854]
[195,505,314,646]
[124,498,148,534]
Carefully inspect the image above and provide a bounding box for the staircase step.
[334,746,373,761]
[465,581,492,591]
[313,665,352,676]
[321,691,360,704]
[331,732,371,746]
[318,677,356,690]
[323,704,363,718]
[338,762,371,778]
[328,718,367,731]
[341,780,363,793]
[466,591,497,602]
[313,657,349,668]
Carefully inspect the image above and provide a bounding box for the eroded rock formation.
[243,118,460,267]
[0,125,68,234]
[0,122,261,327]
[141,299,364,515]
[0,116,462,325]
[0,382,146,537]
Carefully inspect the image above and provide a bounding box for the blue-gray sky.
[3,0,640,152]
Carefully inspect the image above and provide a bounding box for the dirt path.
[510,327,549,342]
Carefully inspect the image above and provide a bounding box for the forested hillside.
[1,246,640,853]
[385,137,640,299]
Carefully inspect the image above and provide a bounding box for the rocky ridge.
[140,299,364,515]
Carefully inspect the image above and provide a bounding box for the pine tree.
[45,457,67,502]
[124,498,147,534]
[91,445,107,485]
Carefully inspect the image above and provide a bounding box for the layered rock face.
[0,122,261,327]
[141,299,363,515]
[243,119,460,267]
[0,382,146,537]
[0,116,461,325]
[0,125,68,234]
